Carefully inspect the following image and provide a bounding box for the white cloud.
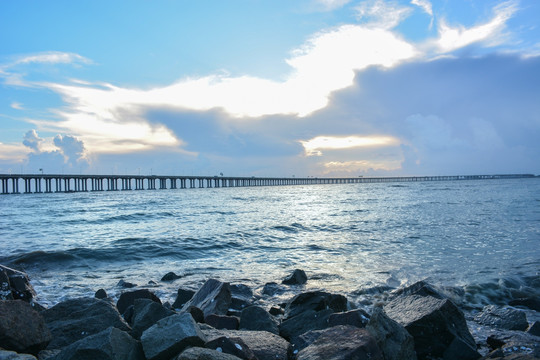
[434,1,518,53]
[322,159,402,174]
[315,0,351,11]
[22,129,44,152]
[10,102,23,110]
[0,142,28,162]
[411,0,432,16]
[14,51,92,66]
[301,135,400,156]
[354,0,412,29]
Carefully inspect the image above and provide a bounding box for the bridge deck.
[0,173,536,194]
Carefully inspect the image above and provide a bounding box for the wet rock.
[527,321,540,337]
[290,328,326,353]
[185,306,205,323]
[42,297,130,349]
[283,291,348,320]
[328,309,370,328]
[202,329,289,360]
[366,307,417,360]
[269,306,284,316]
[279,308,334,341]
[239,306,278,334]
[296,325,383,360]
[482,330,540,358]
[122,305,134,324]
[385,294,480,360]
[52,327,144,360]
[161,272,182,282]
[282,269,307,285]
[116,289,161,315]
[0,300,52,355]
[0,350,38,360]
[261,282,285,297]
[94,289,107,299]
[205,336,256,360]
[172,288,195,309]
[205,314,239,330]
[0,264,36,302]
[230,284,253,299]
[130,298,175,339]
[176,347,243,360]
[389,280,444,300]
[116,280,137,288]
[508,297,540,312]
[475,306,529,331]
[141,313,206,360]
[182,279,231,317]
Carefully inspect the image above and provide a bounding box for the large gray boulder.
[140,313,206,360]
[385,294,480,360]
[328,309,370,328]
[279,308,334,341]
[366,307,417,360]
[176,347,242,360]
[0,265,36,302]
[181,279,231,317]
[202,328,290,360]
[239,306,278,334]
[474,305,529,331]
[296,325,383,360]
[0,300,52,355]
[282,269,307,285]
[204,336,256,360]
[0,350,38,360]
[130,298,175,339]
[116,289,161,315]
[283,291,348,320]
[52,327,144,360]
[42,297,130,349]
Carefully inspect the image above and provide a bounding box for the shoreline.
[2,264,539,360]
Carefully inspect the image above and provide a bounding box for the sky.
[1,0,539,177]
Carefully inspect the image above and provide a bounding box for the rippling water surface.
[1,178,539,307]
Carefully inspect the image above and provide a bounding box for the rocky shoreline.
[1,265,539,360]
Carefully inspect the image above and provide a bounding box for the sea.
[1,177,539,312]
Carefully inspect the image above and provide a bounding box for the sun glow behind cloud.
[301,135,400,156]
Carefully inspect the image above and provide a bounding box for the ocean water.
[0,178,539,309]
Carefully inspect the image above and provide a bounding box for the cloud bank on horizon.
[1,0,539,176]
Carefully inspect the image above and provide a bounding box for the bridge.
[0,173,536,195]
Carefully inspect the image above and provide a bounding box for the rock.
[328,309,370,328]
[185,306,205,323]
[474,305,529,331]
[161,272,182,282]
[482,330,540,358]
[42,297,130,349]
[0,350,38,360]
[290,328,326,353]
[116,289,161,315]
[385,294,480,360]
[0,264,36,302]
[116,280,137,288]
[261,282,285,297]
[122,305,135,324]
[205,314,239,330]
[509,297,540,311]
[141,313,206,360]
[279,308,334,341]
[202,329,289,360]
[283,291,348,320]
[269,306,284,316]
[130,298,175,339]
[95,289,107,299]
[172,288,195,309]
[205,336,256,360]
[52,327,144,360]
[282,269,307,285]
[527,321,540,336]
[176,347,243,360]
[389,280,444,300]
[182,279,231,317]
[239,306,279,334]
[230,284,253,299]
[366,307,417,360]
[0,300,51,355]
[296,325,383,360]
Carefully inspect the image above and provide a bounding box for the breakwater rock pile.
[1,264,539,360]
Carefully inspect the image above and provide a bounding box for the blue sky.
[1,0,539,176]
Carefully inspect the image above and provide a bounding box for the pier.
[0,173,536,195]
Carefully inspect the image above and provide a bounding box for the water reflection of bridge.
[0,173,536,195]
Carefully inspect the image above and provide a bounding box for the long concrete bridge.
[0,173,536,195]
